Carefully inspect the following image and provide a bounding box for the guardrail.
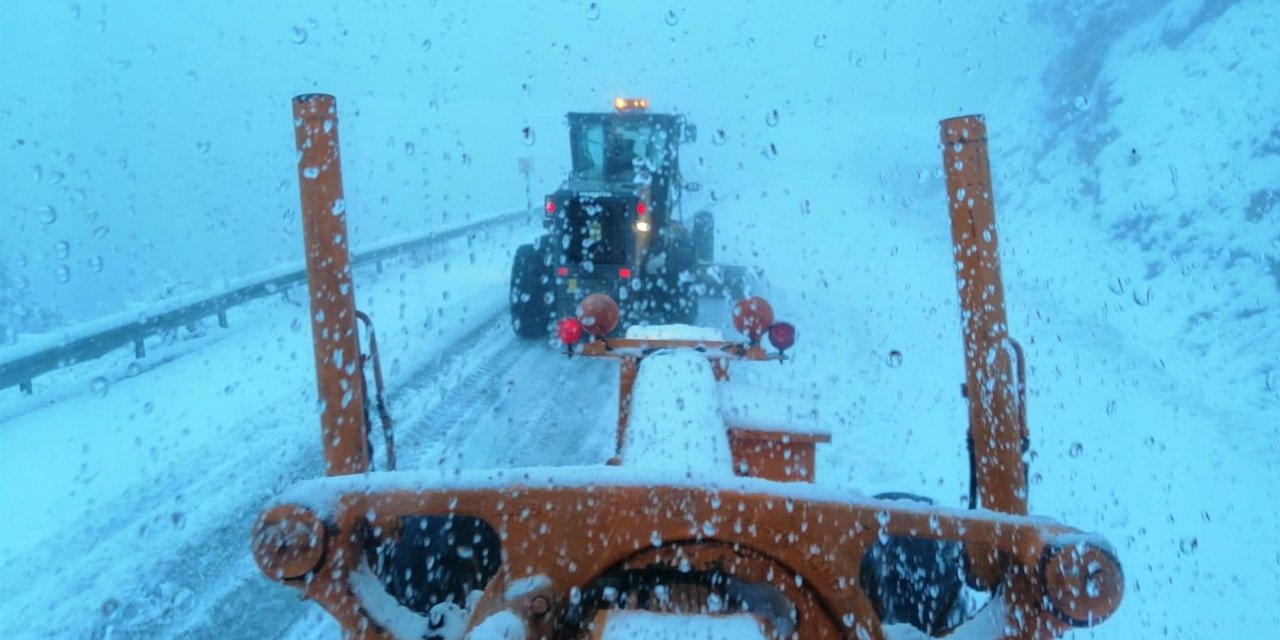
[0,210,530,394]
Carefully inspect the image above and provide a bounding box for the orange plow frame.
[253,102,1123,639]
[254,476,1121,639]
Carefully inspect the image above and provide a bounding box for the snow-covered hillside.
[2,1,1277,638]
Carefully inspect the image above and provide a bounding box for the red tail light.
[635,201,647,216]
[618,268,632,278]
[545,198,557,214]
[767,322,796,352]
[556,266,569,277]
[557,317,584,345]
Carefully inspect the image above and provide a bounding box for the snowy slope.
[2,1,1278,639]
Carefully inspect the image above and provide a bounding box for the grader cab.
[252,95,1123,640]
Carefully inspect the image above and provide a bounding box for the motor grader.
[509,98,744,339]
[252,94,1123,640]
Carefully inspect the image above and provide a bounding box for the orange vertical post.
[293,93,369,476]
[614,357,638,461]
[940,115,1026,516]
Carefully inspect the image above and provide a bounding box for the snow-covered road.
[0,218,565,639]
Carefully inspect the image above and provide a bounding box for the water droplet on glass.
[302,166,320,179]
[1068,442,1084,458]
[664,10,679,26]
[290,26,308,44]
[765,109,780,127]
[54,240,70,259]
[1179,536,1198,554]
[1107,277,1125,295]
[90,376,109,398]
[55,265,71,283]
[761,143,778,159]
[143,401,155,414]
[711,129,726,145]
[650,530,663,547]
[521,126,536,146]
[404,141,416,156]
[93,225,110,239]
[1132,288,1152,306]
[1105,400,1117,416]
[586,2,600,20]
[420,38,433,51]
[1073,95,1092,112]
[196,141,210,154]
[886,350,903,368]
[37,205,58,225]
[88,255,104,272]
[813,34,827,48]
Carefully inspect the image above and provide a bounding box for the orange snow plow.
[252,97,1122,639]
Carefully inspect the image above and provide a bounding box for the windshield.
[570,117,672,181]
[0,3,1271,639]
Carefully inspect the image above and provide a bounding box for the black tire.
[858,493,966,634]
[510,243,551,338]
[658,239,698,324]
[692,210,714,264]
[369,516,502,614]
